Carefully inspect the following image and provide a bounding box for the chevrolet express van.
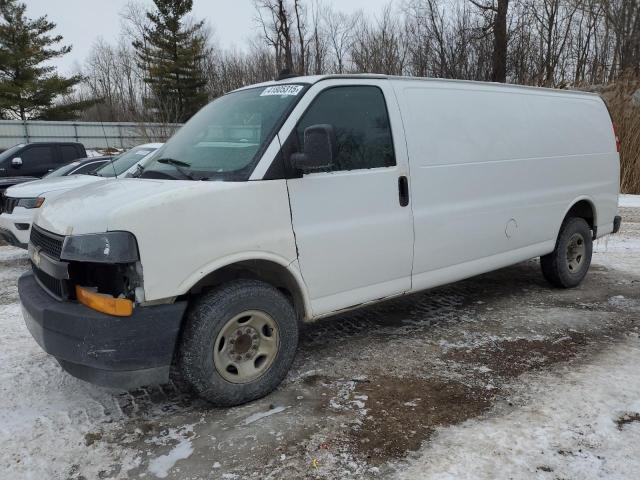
[19,75,621,406]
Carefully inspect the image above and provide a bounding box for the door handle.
[398,176,409,207]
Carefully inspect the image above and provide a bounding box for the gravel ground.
[1,207,639,479]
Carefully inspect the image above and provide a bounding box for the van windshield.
[139,85,306,181]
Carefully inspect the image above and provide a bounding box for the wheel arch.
[560,197,598,239]
[180,254,311,321]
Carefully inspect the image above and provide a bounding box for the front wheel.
[540,217,593,288]
[178,279,299,406]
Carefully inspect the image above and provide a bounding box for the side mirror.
[11,157,22,168]
[290,124,337,173]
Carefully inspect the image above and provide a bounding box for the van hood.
[35,178,235,236]
[5,175,104,198]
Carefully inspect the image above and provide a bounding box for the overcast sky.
[25,0,393,76]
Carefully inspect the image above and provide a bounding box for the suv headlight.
[61,231,139,263]
[17,197,45,209]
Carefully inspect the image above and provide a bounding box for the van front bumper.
[19,272,187,390]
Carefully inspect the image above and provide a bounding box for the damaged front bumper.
[19,272,187,389]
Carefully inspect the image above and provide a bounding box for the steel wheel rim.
[566,232,586,273]
[213,310,280,384]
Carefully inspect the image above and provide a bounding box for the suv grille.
[1,196,18,215]
[30,225,65,260]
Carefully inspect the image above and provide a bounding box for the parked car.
[0,156,111,197]
[42,156,113,178]
[0,142,87,181]
[19,75,620,406]
[0,176,38,195]
[0,144,161,248]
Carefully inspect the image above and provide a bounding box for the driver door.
[281,80,414,316]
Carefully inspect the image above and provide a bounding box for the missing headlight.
[68,261,142,301]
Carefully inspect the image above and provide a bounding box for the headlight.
[16,197,45,209]
[61,231,139,263]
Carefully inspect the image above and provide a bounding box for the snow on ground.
[593,205,640,276]
[0,245,28,262]
[1,205,639,479]
[396,204,640,480]
[619,194,640,208]
[0,247,141,479]
[396,338,640,480]
[148,438,194,479]
[0,301,142,479]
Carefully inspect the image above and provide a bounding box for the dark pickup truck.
[0,142,87,190]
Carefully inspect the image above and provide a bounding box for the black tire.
[540,217,593,288]
[178,279,299,406]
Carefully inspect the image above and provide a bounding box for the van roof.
[233,74,599,98]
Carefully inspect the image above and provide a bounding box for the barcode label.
[261,85,304,96]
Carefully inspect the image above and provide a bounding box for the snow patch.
[397,339,640,480]
[148,439,194,478]
[0,299,140,479]
[0,245,28,262]
[619,194,640,208]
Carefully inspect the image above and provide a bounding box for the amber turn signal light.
[75,286,133,317]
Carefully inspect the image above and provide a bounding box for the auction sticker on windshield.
[260,85,304,96]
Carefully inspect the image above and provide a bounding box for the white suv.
[0,143,162,248]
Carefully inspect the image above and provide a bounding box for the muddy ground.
[1,208,639,479]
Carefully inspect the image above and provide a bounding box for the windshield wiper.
[156,158,196,180]
[131,163,144,178]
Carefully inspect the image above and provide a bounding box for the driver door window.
[293,86,396,172]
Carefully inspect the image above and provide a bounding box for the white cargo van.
[19,75,621,406]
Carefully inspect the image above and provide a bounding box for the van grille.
[30,225,65,260]
[1,196,18,215]
[32,263,65,299]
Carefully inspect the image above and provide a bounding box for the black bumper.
[0,227,27,249]
[19,272,187,389]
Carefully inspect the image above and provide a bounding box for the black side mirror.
[290,124,337,173]
[11,157,22,168]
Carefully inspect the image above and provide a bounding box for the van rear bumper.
[19,272,187,390]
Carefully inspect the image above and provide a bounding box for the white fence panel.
[0,120,182,150]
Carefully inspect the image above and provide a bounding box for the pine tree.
[0,0,87,120]
[134,0,209,123]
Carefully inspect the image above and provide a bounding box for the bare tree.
[468,0,510,82]
[254,0,294,72]
[323,7,357,73]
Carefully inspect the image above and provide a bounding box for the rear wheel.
[540,217,592,288]
[178,279,299,406]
